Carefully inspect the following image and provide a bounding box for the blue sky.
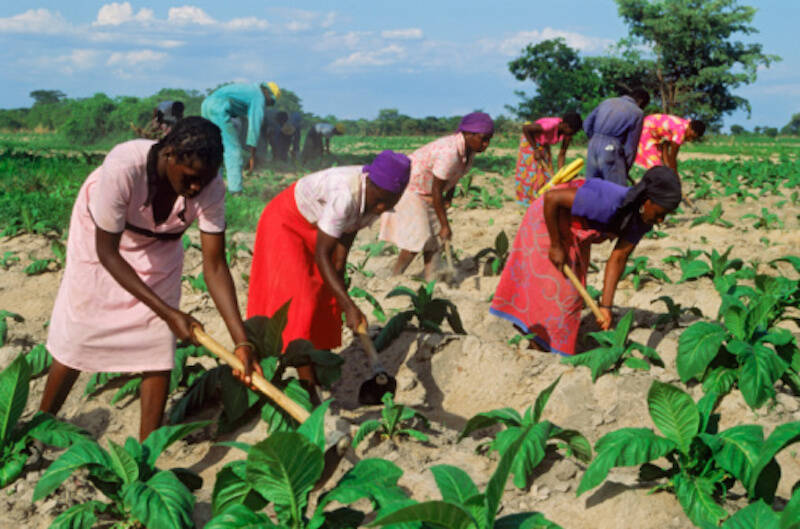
[0,1,797,129]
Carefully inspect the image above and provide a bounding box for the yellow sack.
[535,157,584,198]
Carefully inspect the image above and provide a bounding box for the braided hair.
[156,116,223,170]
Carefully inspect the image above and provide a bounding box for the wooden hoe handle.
[192,327,310,423]
[356,321,381,367]
[561,265,608,325]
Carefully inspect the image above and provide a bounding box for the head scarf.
[457,112,494,135]
[610,166,682,233]
[363,150,411,194]
[335,123,346,134]
[261,81,281,100]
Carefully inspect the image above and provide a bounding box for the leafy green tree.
[615,0,779,126]
[29,89,66,105]
[729,124,746,135]
[781,113,800,135]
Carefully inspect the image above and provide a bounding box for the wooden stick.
[561,265,609,326]
[443,240,455,272]
[192,327,310,423]
[356,321,381,368]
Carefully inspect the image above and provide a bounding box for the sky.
[0,1,798,129]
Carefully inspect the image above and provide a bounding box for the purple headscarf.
[457,112,494,135]
[363,150,411,194]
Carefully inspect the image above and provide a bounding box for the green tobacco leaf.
[781,486,800,529]
[83,372,124,397]
[722,500,779,529]
[48,501,106,529]
[623,357,650,370]
[26,413,86,448]
[0,452,26,487]
[141,421,210,469]
[220,367,259,425]
[352,420,381,449]
[738,344,788,409]
[495,512,564,529]
[25,344,52,377]
[0,354,31,446]
[247,432,323,526]
[551,428,592,463]
[647,381,699,455]
[531,375,561,424]
[167,366,222,424]
[561,346,620,382]
[110,377,142,405]
[672,473,728,527]
[211,461,268,516]
[702,367,737,397]
[317,458,408,521]
[677,322,727,382]
[679,260,711,283]
[485,425,530,526]
[34,441,111,501]
[107,439,139,485]
[369,500,477,529]
[702,424,763,491]
[296,400,331,452]
[432,465,479,505]
[458,408,523,440]
[260,378,311,434]
[124,470,194,529]
[374,312,413,351]
[749,421,800,500]
[492,422,552,489]
[577,429,676,496]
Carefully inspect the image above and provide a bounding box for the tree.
[729,124,746,135]
[29,89,66,105]
[616,0,779,126]
[507,38,605,119]
[780,113,800,135]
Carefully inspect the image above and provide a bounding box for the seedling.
[651,296,702,329]
[475,230,509,275]
[0,310,23,346]
[0,251,19,269]
[690,203,733,228]
[741,207,784,230]
[621,256,671,290]
[352,392,429,448]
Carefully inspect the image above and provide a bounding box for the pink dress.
[46,140,226,372]
[515,117,564,205]
[379,133,473,252]
[635,114,690,169]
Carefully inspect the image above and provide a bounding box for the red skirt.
[490,180,606,355]
[247,183,342,350]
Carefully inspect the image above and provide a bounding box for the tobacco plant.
[458,376,591,489]
[621,256,671,290]
[208,402,412,528]
[34,422,209,529]
[741,208,784,230]
[577,381,800,527]
[24,343,52,377]
[475,230,509,276]
[562,311,662,381]
[690,203,733,228]
[677,274,800,409]
[0,355,87,488]
[374,280,465,351]
[0,309,23,346]
[1,251,19,269]
[372,430,563,529]
[352,392,429,449]
[651,296,703,330]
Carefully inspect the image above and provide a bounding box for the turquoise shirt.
[208,83,266,148]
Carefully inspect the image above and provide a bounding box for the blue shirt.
[208,83,266,148]
[571,179,651,244]
[583,95,644,168]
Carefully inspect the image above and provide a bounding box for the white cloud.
[381,28,423,40]
[0,8,71,34]
[94,2,154,26]
[107,49,167,66]
[168,6,216,26]
[330,44,406,70]
[320,12,336,28]
[485,27,613,55]
[224,17,269,31]
[43,49,103,74]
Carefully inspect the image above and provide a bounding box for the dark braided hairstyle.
[156,116,223,170]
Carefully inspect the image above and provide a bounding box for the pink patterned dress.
[515,117,564,205]
[379,133,472,252]
[47,140,226,372]
[635,114,690,169]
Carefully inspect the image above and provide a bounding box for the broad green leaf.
[313,507,366,529]
[724,305,747,340]
[495,512,564,529]
[25,344,52,377]
[141,421,210,469]
[721,499,779,529]
[167,366,223,424]
[561,346,620,382]
[647,381,699,455]
[702,367,737,396]
[679,259,711,283]
[550,429,592,463]
[83,372,124,397]
[220,367,260,425]
[672,473,728,527]
[623,357,651,370]
[459,408,523,440]
[211,461,268,516]
[696,392,720,434]
[701,425,763,489]
[370,500,477,529]
[431,465,479,505]
[247,432,323,526]
[749,421,800,499]
[485,425,531,525]
[400,429,429,442]
[677,322,726,382]
[781,485,800,529]
[352,420,382,449]
[110,377,142,405]
[34,441,111,501]
[612,311,635,348]
[48,501,105,529]
[0,355,31,446]
[124,470,194,529]
[297,399,331,452]
[107,439,139,485]
[27,412,87,447]
[0,452,26,487]
[577,428,676,496]
[491,423,552,489]
[318,458,407,511]
[374,312,413,351]
[260,378,312,434]
[531,376,561,424]
[738,344,787,409]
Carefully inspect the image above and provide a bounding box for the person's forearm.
[204,257,248,344]
[601,252,627,307]
[431,179,449,230]
[543,192,564,249]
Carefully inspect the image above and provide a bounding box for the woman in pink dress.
[39,117,262,441]
[379,112,494,280]
[635,114,705,173]
[515,113,582,205]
